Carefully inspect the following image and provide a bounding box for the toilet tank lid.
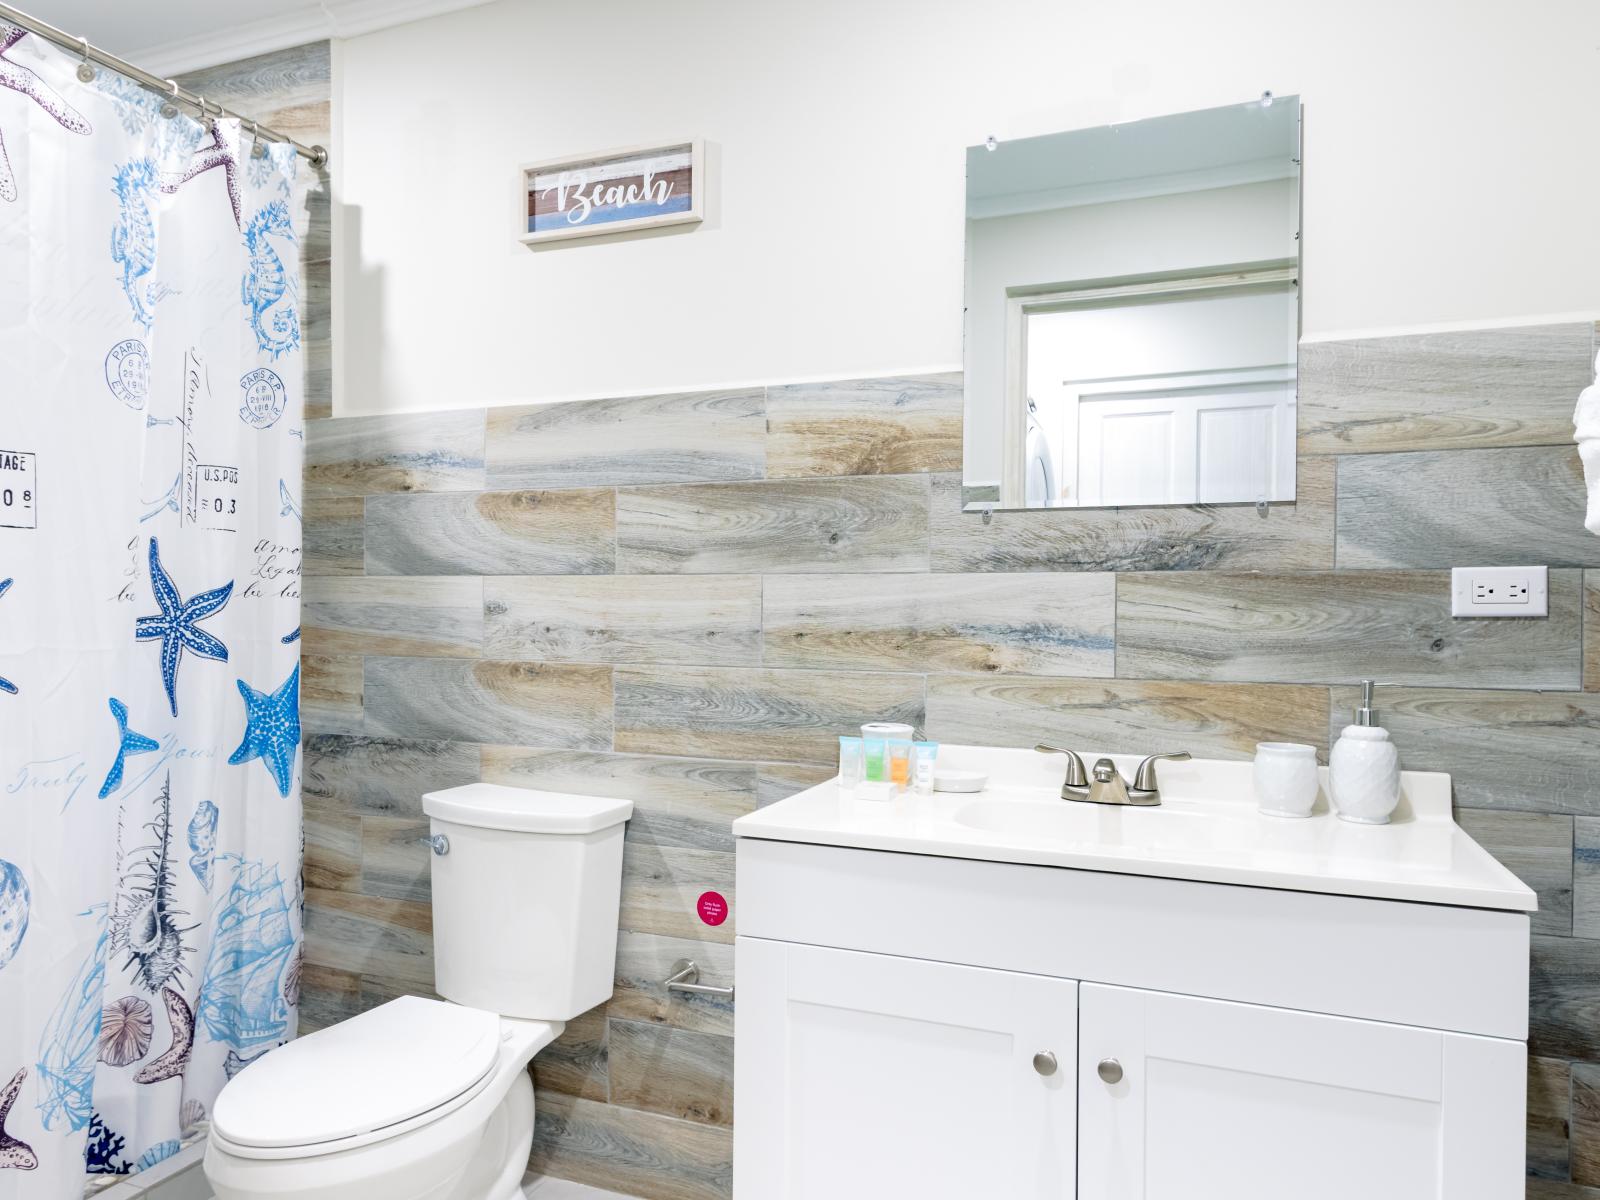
[423,783,634,834]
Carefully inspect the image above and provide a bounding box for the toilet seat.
[212,996,503,1159]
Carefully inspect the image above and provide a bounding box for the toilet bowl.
[204,785,632,1200]
[205,997,557,1200]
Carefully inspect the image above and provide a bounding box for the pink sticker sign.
[696,891,728,927]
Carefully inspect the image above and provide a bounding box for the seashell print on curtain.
[97,998,154,1069]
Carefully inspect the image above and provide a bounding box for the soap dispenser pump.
[1328,680,1401,825]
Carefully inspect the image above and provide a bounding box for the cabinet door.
[1078,983,1525,1200]
[734,937,1077,1200]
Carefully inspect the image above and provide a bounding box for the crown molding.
[968,157,1296,221]
[130,0,496,78]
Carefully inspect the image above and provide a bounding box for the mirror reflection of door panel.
[1195,393,1293,504]
[1077,374,1294,506]
[1079,405,1179,507]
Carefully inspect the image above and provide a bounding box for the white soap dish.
[933,769,987,793]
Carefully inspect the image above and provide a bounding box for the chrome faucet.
[1035,744,1089,800]
[1087,757,1133,805]
[1036,746,1191,806]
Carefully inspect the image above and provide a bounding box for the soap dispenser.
[1328,680,1401,824]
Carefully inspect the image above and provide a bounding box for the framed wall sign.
[518,140,704,244]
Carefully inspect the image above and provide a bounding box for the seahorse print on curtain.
[0,26,306,1193]
[242,200,300,359]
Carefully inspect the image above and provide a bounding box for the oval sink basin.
[953,798,1210,850]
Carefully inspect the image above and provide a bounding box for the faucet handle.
[1131,752,1191,792]
[1035,744,1088,787]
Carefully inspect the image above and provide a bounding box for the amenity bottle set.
[839,723,941,800]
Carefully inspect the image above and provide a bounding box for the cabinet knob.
[1032,1051,1058,1077]
[1097,1057,1123,1084]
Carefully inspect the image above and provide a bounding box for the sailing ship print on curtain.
[0,26,304,1197]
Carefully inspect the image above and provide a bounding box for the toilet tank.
[421,783,632,1021]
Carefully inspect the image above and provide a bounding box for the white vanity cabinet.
[1077,983,1525,1199]
[735,940,1077,1198]
[732,822,1530,1200]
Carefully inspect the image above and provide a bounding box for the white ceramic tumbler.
[1253,742,1320,818]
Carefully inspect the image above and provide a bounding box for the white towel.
[1578,350,1600,535]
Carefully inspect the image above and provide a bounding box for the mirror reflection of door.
[1027,277,1297,507]
[1075,372,1295,507]
[962,96,1303,511]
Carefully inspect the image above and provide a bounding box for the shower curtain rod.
[0,1,328,167]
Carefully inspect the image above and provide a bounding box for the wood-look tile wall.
[301,327,1599,1195]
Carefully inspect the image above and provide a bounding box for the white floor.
[521,1174,634,1199]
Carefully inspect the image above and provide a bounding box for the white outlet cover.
[1451,565,1549,617]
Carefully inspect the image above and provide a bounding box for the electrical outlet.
[1451,566,1548,617]
[1473,579,1524,604]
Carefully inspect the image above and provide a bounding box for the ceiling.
[18,0,496,76]
[967,96,1301,219]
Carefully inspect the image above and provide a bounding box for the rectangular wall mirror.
[962,96,1302,511]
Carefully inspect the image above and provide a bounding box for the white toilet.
[204,783,632,1200]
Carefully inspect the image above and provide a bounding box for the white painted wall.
[1028,291,1298,390]
[333,0,1600,417]
[965,179,1297,483]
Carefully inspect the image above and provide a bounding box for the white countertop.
[731,744,1537,912]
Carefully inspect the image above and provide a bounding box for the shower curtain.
[0,26,304,1196]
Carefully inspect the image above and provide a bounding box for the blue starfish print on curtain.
[0,24,91,204]
[228,665,300,797]
[135,537,233,717]
[0,578,15,694]
[97,697,161,800]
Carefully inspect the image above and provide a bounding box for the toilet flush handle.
[415,833,450,856]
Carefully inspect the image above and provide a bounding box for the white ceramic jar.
[1328,726,1401,824]
[1252,742,1320,818]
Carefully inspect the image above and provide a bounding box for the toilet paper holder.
[664,959,734,999]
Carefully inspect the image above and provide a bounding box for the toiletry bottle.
[886,740,913,792]
[911,742,939,797]
[838,736,864,794]
[862,735,886,782]
[1328,680,1400,825]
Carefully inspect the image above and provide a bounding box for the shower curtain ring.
[250,121,267,160]
[74,37,95,83]
[159,79,179,120]
[198,95,214,132]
